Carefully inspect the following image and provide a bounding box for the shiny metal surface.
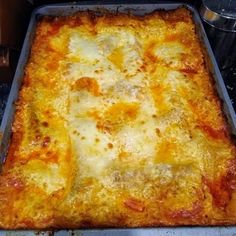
[200,0,236,32]
[203,21,236,70]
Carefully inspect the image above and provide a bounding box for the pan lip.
[0,3,236,232]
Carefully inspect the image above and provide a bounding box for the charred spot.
[68,16,82,28]
[88,12,97,25]
[23,74,31,87]
[107,143,113,149]
[96,121,112,134]
[140,63,147,71]
[72,130,80,136]
[179,67,197,74]
[155,128,161,136]
[41,136,51,148]
[48,18,64,35]
[80,220,93,227]
[35,133,41,141]
[31,118,39,127]
[43,109,53,118]
[41,121,49,127]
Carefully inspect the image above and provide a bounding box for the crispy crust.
[0,8,236,229]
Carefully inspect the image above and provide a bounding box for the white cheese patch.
[154,42,185,67]
[24,160,66,194]
[69,33,102,62]
[96,34,120,55]
[69,91,104,117]
[64,23,205,194]
[122,45,143,76]
[69,118,118,179]
[116,105,157,159]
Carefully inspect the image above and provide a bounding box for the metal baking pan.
[0,2,236,235]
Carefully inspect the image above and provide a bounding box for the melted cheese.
[71,118,117,178]
[23,160,66,194]
[0,8,236,229]
[69,32,102,62]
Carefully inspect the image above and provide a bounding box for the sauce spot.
[72,77,100,96]
[124,198,145,212]
[107,47,123,70]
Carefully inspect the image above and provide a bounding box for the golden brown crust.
[0,7,236,229]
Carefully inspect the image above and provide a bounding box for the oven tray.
[0,2,236,235]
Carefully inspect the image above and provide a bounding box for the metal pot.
[200,0,236,70]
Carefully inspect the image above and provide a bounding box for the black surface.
[0,83,11,121]
[222,67,236,110]
[0,0,235,122]
[202,20,236,111]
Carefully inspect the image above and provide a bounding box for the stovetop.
[0,83,10,121]
[0,5,235,123]
[223,67,236,110]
